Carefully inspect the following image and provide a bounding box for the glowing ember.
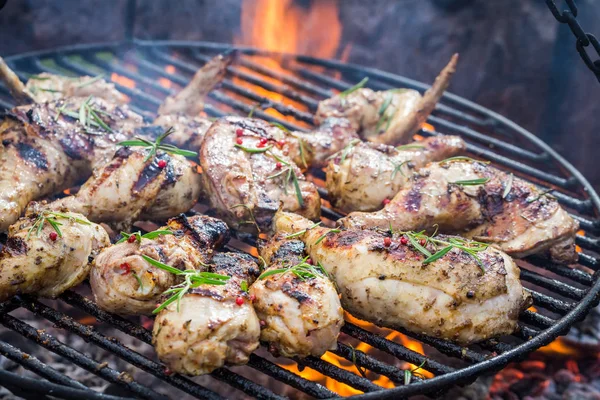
[111,73,136,89]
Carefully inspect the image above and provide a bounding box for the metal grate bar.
[578,252,599,269]
[576,235,600,253]
[528,257,594,285]
[342,324,455,376]
[0,339,88,390]
[520,310,556,329]
[520,269,587,300]
[298,356,384,392]
[333,342,421,385]
[0,312,166,400]
[61,290,326,399]
[516,325,541,341]
[528,289,576,314]
[17,297,228,400]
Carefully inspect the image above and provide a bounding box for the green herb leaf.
[451,178,490,186]
[118,127,197,161]
[526,188,554,203]
[132,272,144,292]
[502,173,513,199]
[440,156,490,165]
[240,280,249,293]
[422,245,452,264]
[391,160,411,180]
[234,144,273,153]
[396,144,425,151]
[258,256,328,281]
[270,122,290,133]
[75,74,104,88]
[315,229,341,245]
[285,222,322,239]
[339,77,368,97]
[26,211,90,240]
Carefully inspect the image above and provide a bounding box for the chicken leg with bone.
[339,159,580,264]
[273,210,531,345]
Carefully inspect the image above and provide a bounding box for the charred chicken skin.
[199,117,321,232]
[251,235,343,358]
[0,203,109,302]
[315,54,458,145]
[153,252,261,376]
[274,211,531,345]
[340,160,579,264]
[91,214,229,316]
[326,135,466,213]
[48,147,201,230]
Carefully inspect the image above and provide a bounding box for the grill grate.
[1,40,600,399]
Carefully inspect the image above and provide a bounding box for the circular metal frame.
[3,40,600,399]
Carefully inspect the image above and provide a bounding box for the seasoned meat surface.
[48,148,201,230]
[315,54,458,145]
[0,204,109,302]
[251,235,343,358]
[274,211,531,345]
[152,252,261,375]
[25,73,128,104]
[199,117,321,231]
[326,135,466,213]
[340,160,579,264]
[91,215,229,315]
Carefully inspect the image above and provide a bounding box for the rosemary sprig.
[451,178,490,186]
[401,231,489,273]
[132,272,144,293]
[240,280,249,293]
[58,96,113,135]
[230,204,260,232]
[234,144,273,154]
[502,173,514,199]
[270,122,290,133]
[526,188,554,203]
[247,103,260,118]
[439,156,490,165]
[258,256,328,281]
[349,345,368,378]
[37,88,62,93]
[391,160,411,180]
[75,74,104,88]
[28,75,51,81]
[284,222,322,239]
[116,229,173,244]
[142,255,231,314]
[314,229,341,245]
[396,144,425,151]
[266,165,305,208]
[326,139,361,163]
[27,211,91,240]
[118,127,197,162]
[339,77,368,97]
[404,360,426,385]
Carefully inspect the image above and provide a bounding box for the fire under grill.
[1,40,600,399]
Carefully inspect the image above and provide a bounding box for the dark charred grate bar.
[0,40,599,399]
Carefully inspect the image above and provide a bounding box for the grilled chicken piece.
[340,160,579,264]
[0,204,109,302]
[326,135,466,213]
[152,114,213,152]
[199,117,321,232]
[153,252,261,376]
[251,235,343,358]
[274,211,531,345]
[286,117,359,169]
[315,54,458,145]
[0,56,126,105]
[48,148,201,229]
[91,215,229,315]
[0,97,143,231]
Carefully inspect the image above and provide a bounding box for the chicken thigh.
[274,211,531,345]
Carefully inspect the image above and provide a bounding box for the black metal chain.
[546,0,600,83]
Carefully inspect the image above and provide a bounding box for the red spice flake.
[236,138,243,145]
[164,368,173,376]
[400,236,408,245]
[275,162,282,169]
[49,232,58,241]
[235,297,244,306]
[277,140,286,147]
[257,142,265,148]
[250,294,256,302]
[236,128,244,137]
[384,237,392,247]
[306,258,313,265]
[157,160,167,169]
[120,263,131,275]
[382,198,391,206]
[127,235,136,243]
[259,137,268,145]
[259,320,266,327]
[420,239,426,246]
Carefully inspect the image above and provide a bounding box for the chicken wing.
[326,135,466,213]
[152,252,261,375]
[0,204,109,302]
[315,54,458,145]
[340,159,579,264]
[274,211,531,345]
[90,214,229,315]
[250,234,343,358]
[199,117,321,232]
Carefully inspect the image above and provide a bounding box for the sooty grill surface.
[0,40,599,399]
